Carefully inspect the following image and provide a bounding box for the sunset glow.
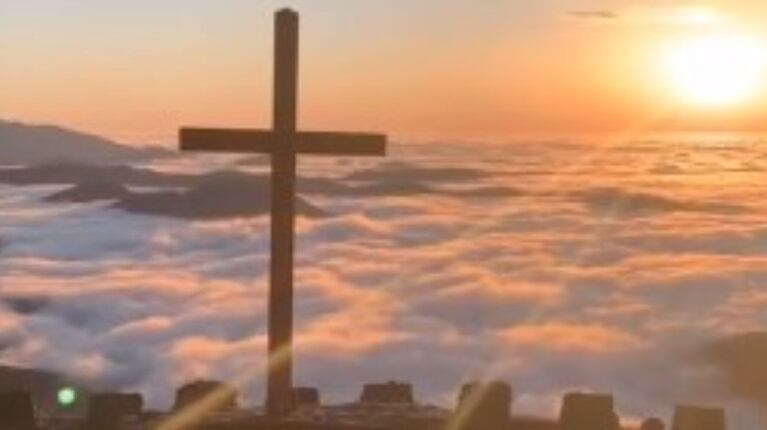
[5,1,767,143]
[4,3,767,428]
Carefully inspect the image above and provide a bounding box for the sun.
[665,34,767,106]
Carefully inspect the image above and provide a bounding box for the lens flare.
[57,387,77,407]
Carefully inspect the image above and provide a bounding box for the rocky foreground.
[0,377,725,430]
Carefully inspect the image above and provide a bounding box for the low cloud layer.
[1,139,766,427]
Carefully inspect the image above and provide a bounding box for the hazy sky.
[3,0,767,144]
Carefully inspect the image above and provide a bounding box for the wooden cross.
[179,8,387,417]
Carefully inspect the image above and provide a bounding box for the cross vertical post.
[267,8,299,417]
[178,7,387,420]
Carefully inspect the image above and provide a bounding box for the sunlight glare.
[665,33,767,106]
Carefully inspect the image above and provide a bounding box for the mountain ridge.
[0,119,170,165]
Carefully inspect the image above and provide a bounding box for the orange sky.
[3,0,767,145]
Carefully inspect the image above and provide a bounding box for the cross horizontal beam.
[180,128,387,156]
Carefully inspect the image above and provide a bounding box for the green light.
[57,387,77,407]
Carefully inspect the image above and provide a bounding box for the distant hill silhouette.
[114,174,327,219]
[0,120,169,165]
[28,167,327,219]
[0,162,194,187]
[1,162,522,198]
[0,162,523,219]
[45,180,132,203]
